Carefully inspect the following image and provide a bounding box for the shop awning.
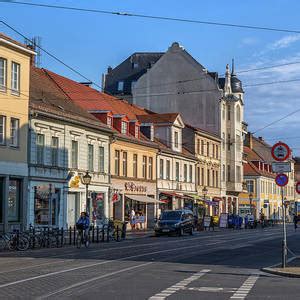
[160,191,183,198]
[126,195,165,204]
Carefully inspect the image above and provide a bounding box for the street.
[0,225,299,299]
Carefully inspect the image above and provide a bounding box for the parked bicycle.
[0,231,29,251]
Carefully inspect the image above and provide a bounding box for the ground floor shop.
[0,175,27,232]
[111,179,158,229]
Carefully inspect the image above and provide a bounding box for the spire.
[231,58,236,76]
[224,63,231,95]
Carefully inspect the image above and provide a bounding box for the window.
[197,167,200,186]
[148,157,153,180]
[142,156,147,179]
[227,165,231,181]
[0,58,7,91]
[197,139,200,154]
[133,154,138,178]
[222,133,225,150]
[236,134,241,152]
[201,140,204,155]
[0,115,6,144]
[71,140,78,168]
[212,144,215,158]
[174,131,179,148]
[88,144,94,172]
[115,150,120,176]
[99,146,105,173]
[131,81,137,90]
[207,142,210,157]
[166,160,170,180]
[236,166,241,183]
[117,81,124,91]
[122,152,127,177]
[8,179,21,222]
[216,171,219,187]
[215,145,218,159]
[175,162,180,181]
[212,170,215,187]
[222,103,225,120]
[247,180,254,193]
[135,125,139,138]
[207,169,210,186]
[227,105,231,120]
[201,168,204,186]
[36,134,44,164]
[184,164,188,182]
[51,137,59,166]
[222,164,225,181]
[107,117,112,128]
[236,105,241,122]
[121,121,127,134]
[11,62,20,94]
[132,62,139,69]
[159,159,164,179]
[10,118,19,147]
[227,134,231,151]
[189,165,193,183]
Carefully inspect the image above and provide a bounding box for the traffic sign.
[272,162,291,173]
[271,142,290,162]
[275,174,289,187]
[296,182,300,194]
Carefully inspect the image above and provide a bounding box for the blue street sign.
[275,173,289,187]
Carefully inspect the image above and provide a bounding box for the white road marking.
[230,274,259,299]
[39,261,153,299]
[149,269,210,300]
[184,286,238,293]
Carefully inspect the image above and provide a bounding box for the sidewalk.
[262,257,300,278]
[126,229,154,239]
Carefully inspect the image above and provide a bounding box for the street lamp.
[202,186,208,216]
[249,192,253,216]
[82,171,92,214]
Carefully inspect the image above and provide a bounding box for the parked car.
[154,209,194,236]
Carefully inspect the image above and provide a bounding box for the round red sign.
[275,173,289,187]
[296,182,300,194]
[271,142,290,162]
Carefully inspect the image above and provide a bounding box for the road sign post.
[272,142,291,269]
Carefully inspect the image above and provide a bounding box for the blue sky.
[2,0,300,154]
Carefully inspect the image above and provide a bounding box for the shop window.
[0,115,6,145]
[51,137,59,166]
[71,140,78,169]
[34,185,60,226]
[10,118,19,147]
[142,156,147,179]
[36,133,44,164]
[148,157,153,180]
[133,154,138,178]
[8,179,21,222]
[122,151,128,177]
[0,58,7,91]
[99,146,105,173]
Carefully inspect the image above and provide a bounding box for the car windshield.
[160,211,182,220]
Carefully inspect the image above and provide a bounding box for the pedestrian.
[293,214,298,231]
[130,209,136,230]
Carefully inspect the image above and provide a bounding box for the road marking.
[39,261,153,299]
[149,269,210,300]
[184,286,238,293]
[230,274,259,299]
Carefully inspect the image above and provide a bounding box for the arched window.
[236,105,241,122]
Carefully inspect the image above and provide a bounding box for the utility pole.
[281,187,287,268]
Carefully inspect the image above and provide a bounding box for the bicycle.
[104,220,123,242]
[0,231,29,251]
[76,225,90,248]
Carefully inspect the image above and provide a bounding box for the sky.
[1,0,300,154]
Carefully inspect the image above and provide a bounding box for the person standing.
[130,209,136,230]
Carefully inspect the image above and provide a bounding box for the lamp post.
[249,192,253,216]
[202,186,208,216]
[82,171,92,215]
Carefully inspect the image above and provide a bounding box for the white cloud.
[270,35,300,50]
[240,37,259,46]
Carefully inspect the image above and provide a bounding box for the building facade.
[0,33,35,231]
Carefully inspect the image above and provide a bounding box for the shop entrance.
[67,192,80,227]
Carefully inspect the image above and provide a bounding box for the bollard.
[32,227,36,249]
[73,226,76,246]
[92,226,95,243]
[69,226,72,245]
[96,226,99,243]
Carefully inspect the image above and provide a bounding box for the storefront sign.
[203,216,211,228]
[124,182,147,193]
[272,162,291,173]
[69,175,80,188]
[219,213,228,228]
[112,193,121,203]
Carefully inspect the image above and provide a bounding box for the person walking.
[130,209,136,230]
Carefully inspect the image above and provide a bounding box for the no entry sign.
[275,173,289,187]
[271,142,290,162]
[296,182,300,194]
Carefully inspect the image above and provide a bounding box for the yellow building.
[0,33,35,231]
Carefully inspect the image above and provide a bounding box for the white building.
[28,68,112,228]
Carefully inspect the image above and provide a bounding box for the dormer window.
[107,116,112,128]
[132,62,138,69]
[174,131,179,148]
[121,121,128,134]
[135,125,139,138]
[117,81,124,91]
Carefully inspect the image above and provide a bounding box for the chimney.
[79,82,93,87]
[245,132,253,149]
[107,66,112,74]
[258,136,264,141]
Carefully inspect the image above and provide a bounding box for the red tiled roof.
[137,113,179,124]
[243,146,263,161]
[42,69,148,120]
[244,161,275,178]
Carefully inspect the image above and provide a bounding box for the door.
[67,193,79,227]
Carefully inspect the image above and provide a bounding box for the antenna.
[24,36,42,67]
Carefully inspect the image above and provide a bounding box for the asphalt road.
[0,225,299,299]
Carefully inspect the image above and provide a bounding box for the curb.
[261,256,300,278]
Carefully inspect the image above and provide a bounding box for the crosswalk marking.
[230,274,260,299]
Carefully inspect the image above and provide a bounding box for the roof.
[243,146,264,161]
[252,136,273,163]
[218,76,244,94]
[244,161,275,179]
[137,113,179,124]
[185,123,221,141]
[29,67,112,131]
[43,68,149,120]
[0,32,35,54]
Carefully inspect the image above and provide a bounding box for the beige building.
[0,33,35,231]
